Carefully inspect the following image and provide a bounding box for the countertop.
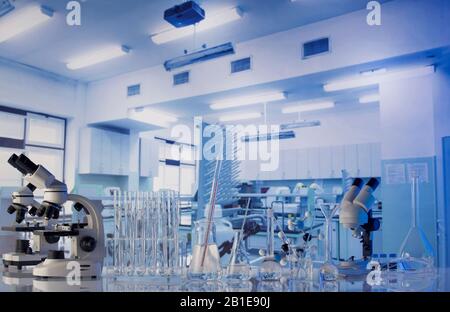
[0,267,448,292]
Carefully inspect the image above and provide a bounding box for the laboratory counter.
[0,267,447,292]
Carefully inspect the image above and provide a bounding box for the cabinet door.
[282,151,297,180]
[119,134,130,175]
[296,149,308,179]
[259,158,281,181]
[371,143,382,177]
[90,129,103,174]
[307,148,320,179]
[357,143,372,177]
[319,147,333,179]
[140,138,159,177]
[100,131,112,174]
[110,133,121,175]
[344,145,358,177]
[246,160,261,181]
[331,145,345,179]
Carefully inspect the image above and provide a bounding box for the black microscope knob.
[80,236,97,252]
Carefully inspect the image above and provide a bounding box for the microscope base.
[33,258,102,279]
[3,253,45,270]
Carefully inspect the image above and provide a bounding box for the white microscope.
[2,153,105,279]
[339,177,380,272]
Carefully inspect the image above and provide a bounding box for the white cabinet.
[357,143,372,177]
[307,148,320,179]
[119,134,130,175]
[79,128,130,176]
[344,145,358,177]
[140,138,159,177]
[240,159,260,181]
[319,147,333,178]
[296,149,308,179]
[371,143,382,177]
[331,145,345,178]
[281,151,297,180]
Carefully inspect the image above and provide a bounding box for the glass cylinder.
[188,219,221,280]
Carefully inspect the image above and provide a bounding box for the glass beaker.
[188,219,221,280]
[319,203,340,281]
[225,231,251,281]
[398,176,435,272]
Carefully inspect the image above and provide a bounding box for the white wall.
[85,0,450,123]
[277,105,381,151]
[379,73,436,159]
[0,59,87,191]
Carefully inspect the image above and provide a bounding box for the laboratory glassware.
[188,219,221,280]
[398,176,435,272]
[318,203,340,281]
[258,208,282,281]
[111,190,180,277]
[225,231,251,281]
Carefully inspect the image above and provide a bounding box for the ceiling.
[0,0,391,82]
[145,48,449,125]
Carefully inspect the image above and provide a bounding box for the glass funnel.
[398,176,435,272]
[319,203,340,281]
[188,219,221,280]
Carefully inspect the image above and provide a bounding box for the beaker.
[188,219,221,280]
[318,203,339,281]
[398,176,435,272]
[225,231,251,281]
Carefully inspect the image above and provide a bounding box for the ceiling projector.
[164,1,205,28]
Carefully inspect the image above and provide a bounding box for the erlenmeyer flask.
[398,176,435,272]
[188,219,221,280]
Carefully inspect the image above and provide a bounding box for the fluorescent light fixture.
[219,112,262,122]
[359,94,380,104]
[243,131,296,142]
[282,101,335,114]
[151,7,243,45]
[324,66,434,92]
[280,120,321,130]
[0,5,53,43]
[129,107,178,128]
[66,45,130,70]
[210,92,286,110]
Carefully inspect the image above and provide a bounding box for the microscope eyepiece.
[352,178,364,188]
[366,178,380,190]
[7,154,27,175]
[16,154,39,175]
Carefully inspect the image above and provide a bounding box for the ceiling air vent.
[231,57,251,74]
[302,37,330,59]
[173,71,189,86]
[127,84,141,97]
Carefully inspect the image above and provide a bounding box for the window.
[26,113,65,148]
[0,106,66,187]
[154,138,196,196]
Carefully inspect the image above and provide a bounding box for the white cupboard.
[239,143,382,181]
[140,137,159,178]
[79,128,130,176]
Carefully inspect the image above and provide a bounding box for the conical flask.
[398,176,434,272]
